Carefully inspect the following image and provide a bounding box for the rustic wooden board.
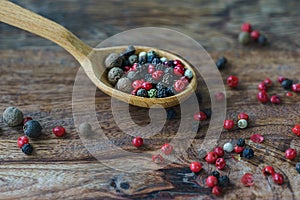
[1,1,300,199]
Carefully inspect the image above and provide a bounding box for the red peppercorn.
[190,162,202,173]
[124,66,131,73]
[250,30,260,40]
[212,186,222,196]
[148,64,156,74]
[214,147,225,157]
[241,23,252,32]
[250,134,264,143]
[214,92,225,101]
[234,146,244,154]
[206,175,218,188]
[193,111,207,121]
[180,76,189,85]
[285,148,297,160]
[238,113,249,121]
[278,76,285,83]
[257,91,269,103]
[132,80,143,89]
[215,158,226,170]
[241,173,254,187]
[292,124,300,136]
[264,78,272,87]
[152,154,164,164]
[22,117,33,125]
[272,173,284,185]
[132,136,143,147]
[52,126,66,137]
[270,95,281,104]
[292,83,300,93]
[174,80,186,93]
[227,75,239,88]
[142,82,152,90]
[131,63,138,71]
[173,65,185,76]
[262,166,275,176]
[205,152,218,164]
[286,92,293,97]
[17,136,29,148]
[161,143,173,155]
[152,70,164,80]
[258,82,267,91]
[224,119,234,130]
[173,60,182,66]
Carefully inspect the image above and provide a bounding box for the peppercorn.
[166,108,176,120]
[216,56,227,70]
[138,51,147,63]
[250,30,260,41]
[128,55,138,65]
[224,119,234,130]
[142,82,152,90]
[223,142,234,153]
[136,88,148,97]
[206,176,218,188]
[108,67,124,85]
[17,136,29,148]
[157,88,169,98]
[205,152,218,164]
[105,53,123,69]
[238,119,248,129]
[147,50,158,63]
[132,136,143,147]
[234,146,244,154]
[23,120,42,138]
[292,124,300,136]
[121,45,136,57]
[257,91,269,103]
[116,77,132,93]
[237,138,245,147]
[214,92,225,101]
[152,70,164,80]
[22,143,33,155]
[194,111,207,121]
[262,166,275,176]
[127,71,139,81]
[285,148,297,160]
[148,89,157,98]
[174,80,186,93]
[241,173,254,187]
[242,148,254,159]
[161,143,173,155]
[152,154,164,164]
[212,186,222,196]
[264,78,272,87]
[160,57,167,63]
[270,95,281,104]
[215,158,226,170]
[296,163,300,173]
[52,126,66,137]
[184,69,193,79]
[272,173,284,185]
[190,162,202,173]
[281,79,293,90]
[22,117,33,125]
[241,23,252,32]
[214,147,224,157]
[258,82,267,91]
[258,35,268,46]
[166,87,175,96]
[78,122,92,134]
[292,83,300,93]
[3,107,24,127]
[164,67,174,75]
[211,171,220,179]
[161,73,174,86]
[238,113,249,121]
[218,175,230,187]
[238,32,251,45]
[173,66,185,76]
[227,75,239,88]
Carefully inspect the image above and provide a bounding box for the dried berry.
[190,162,202,173]
[53,126,66,137]
[216,56,227,70]
[3,107,24,127]
[281,79,293,90]
[132,137,143,147]
[242,148,254,159]
[241,173,254,187]
[211,171,220,179]
[237,138,245,147]
[218,175,230,187]
[136,88,148,97]
[22,143,33,155]
[23,120,42,138]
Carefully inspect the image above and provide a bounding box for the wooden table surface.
[1,1,300,199]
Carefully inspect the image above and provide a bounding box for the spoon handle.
[0,0,92,63]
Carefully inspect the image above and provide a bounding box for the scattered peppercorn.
[206,175,218,188]
[108,67,124,85]
[270,95,281,104]
[257,35,268,46]
[250,134,264,143]
[223,142,234,153]
[212,186,222,196]
[238,119,248,129]
[250,30,260,41]
[193,111,207,121]
[224,119,234,130]
[214,146,225,157]
[296,163,300,173]
[257,91,269,103]
[234,146,244,154]
[190,162,202,173]
[241,173,254,187]
[242,148,254,159]
[3,107,24,127]
[241,23,252,32]
[205,152,218,164]
[23,120,42,138]
[152,154,164,164]
[218,175,230,187]
[262,166,275,176]
[227,75,239,88]
[52,126,66,137]
[292,124,300,136]
[258,82,267,91]
[21,143,33,155]
[285,148,297,160]
[132,137,143,147]
[272,173,284,185]
[264,78,272,87]
[215,158,226,170]
[211,171,220,179]
[237,138,245,147]
[281,79,293,90]
[137,88,148,97]
[216,56,227,70]
[17,136,29,148]
[292,83,300,93]
[22,117,33,125]
[238,31,251,45]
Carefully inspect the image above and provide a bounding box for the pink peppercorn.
[215,158,226,170]
[257,91,269,103]
[52,126,66,137]
[292,124,300,136]
[241,23,252,32]
[214,147,225,157]
[250,30,260,40]
[285,148,297,160]
[193,111,207,121]
[292,83,300,93]
[264,78,272,87]
[224,119,235,130]
[278,76,285,83]
[258,82,267,91]
[227,75,239,88]
[270,95,281,104]
[272,173,284,185]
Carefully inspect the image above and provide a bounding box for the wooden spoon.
[0,1,197,108]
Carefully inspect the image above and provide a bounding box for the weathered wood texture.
[0,1,300,199]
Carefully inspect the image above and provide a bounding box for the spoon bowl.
[0,1,197,108]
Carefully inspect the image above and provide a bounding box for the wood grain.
[0,0,300,199]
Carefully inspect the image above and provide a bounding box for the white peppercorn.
[105,53,123,69]
[3,107,24,126]
[223,142,234,153]
[108,67,124,85]
[116,77,132,93]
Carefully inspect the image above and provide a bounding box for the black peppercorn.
[237,138,245,147]
[164,67,174,75]
[216,56,227,70]
[22,143,33,155]
[242,147,254,159]
[152,58,161,65]
[157,88,169,98]
[166,60,174,67]
[137,89,148,97]
[258,35,268,46]
[166,108,176,120]
[281,79,293,90]
[120,45,136,57]
[23,120,43,138]
[211,171,220,179]
[218,175,230,187]
[296,163,300,173]
[166,87,175,96]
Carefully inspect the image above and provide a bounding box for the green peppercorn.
[23,120,42,138]
[148,89,157,98]
[238,119,248,129]
[108,67,124,85]
[184,69,193,79]
[116,77,132,93]
[238,32,251,45]
[3,107,24,126]
[128,55,138,65]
